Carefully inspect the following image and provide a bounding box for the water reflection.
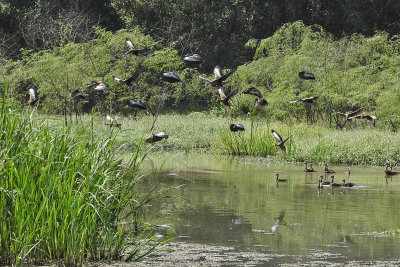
[143,152,400,264]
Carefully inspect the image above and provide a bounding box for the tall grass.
[0,85,162,266]
[216,122,400,165]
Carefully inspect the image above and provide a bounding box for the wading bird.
[275,173,287,182]
[161,72,181,83]
[216,88,235,106]
[384,162,400,175]
[320,175,330,186]
[145,132,169,143]
[304,161,315,172]
[330,176,341,187]
[125,39,147,55]
[183,54,203,68]
[345,167,351,176]
[199,65,235,87]
[298,71,315,80]
[87,80,109,91]
[271,129,295,153]
[324,163,335,174]
[342,179,355,188]
[27,88,39,106]
[318,179,323,189]
[230,124,245,132]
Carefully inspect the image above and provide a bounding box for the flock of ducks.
[25,37,379,144]
[275,162,355,188]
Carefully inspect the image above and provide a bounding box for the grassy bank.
[0,89,162,265]
[46,112,400,166]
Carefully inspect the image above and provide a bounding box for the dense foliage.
[2,0,400,67]
[2,21,400,129]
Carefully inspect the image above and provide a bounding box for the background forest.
[1,0,400,128]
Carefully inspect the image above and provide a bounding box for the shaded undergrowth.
[0,85,165,266]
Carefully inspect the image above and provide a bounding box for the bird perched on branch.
[125,39,148,55]
[161,72,181,83]
[70,90,86,101]
[289,96,318,104]
[216,88,235,106]
[183,54,203,68]
[145,132,169,143]
[230,124,245,132]
[87,81,109,91]
[271,129,295,152]
[199,65,235,87]
[298,71,315,80]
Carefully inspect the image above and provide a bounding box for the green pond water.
[143,152,400,264]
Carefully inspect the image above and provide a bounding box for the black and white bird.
[342,179,355,188]
[230,124,245,132]
[243,87,263,98]
[125,39,147,55]
[126,99,147,110]
[113,72,139,86]
[199,65,235,87]
[271,129,295,152]
[145,132,169,143]
[27,88,39,106]
[217,88,235,106]
[298,71,315,80]
[70,90,86,101]
[161,72,181,83]
[324,163,335,174]
[289,96,318,104]
[183,54,203,68]
[87,81,109,91]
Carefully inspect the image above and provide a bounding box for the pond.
[141,152,400,265]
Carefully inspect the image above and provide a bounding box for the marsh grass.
[216,122,400,165]
[0,85,165,266]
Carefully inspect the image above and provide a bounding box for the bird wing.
[288,100,299,104]
[219,70,235,82]
[334,110,347,116]
[114,76,122,82]
[272,130,283,143]
[126,39,135,49]
[348,108,362,117]
[199,75,212,83]
[218,88,226,100]
[214,67,222,79]
[282,132,295,144]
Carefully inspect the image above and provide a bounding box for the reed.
[0,84,163,266]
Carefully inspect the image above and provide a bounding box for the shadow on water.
[142,152,400,265]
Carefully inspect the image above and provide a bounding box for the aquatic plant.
[0,84,164,265]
